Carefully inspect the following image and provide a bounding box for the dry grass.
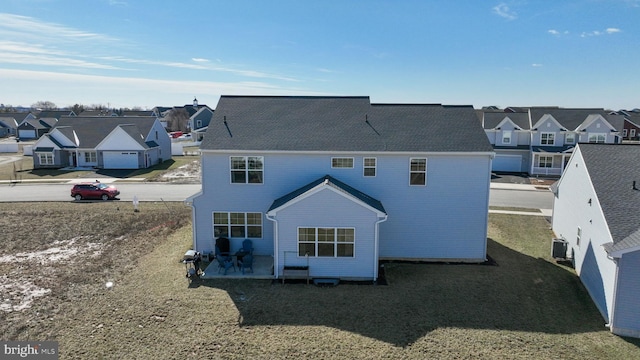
[0,155,199,182]
[1,204,639,359]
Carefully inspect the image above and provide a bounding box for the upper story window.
[631,129,637,138]
[541,132,555,145]
[332,157,354,168]
[410,158,427,186]
[363,157,376,177]
[502,130,512,144]
[588,133,606,143]
[565,133,575,144]
[623,129,628,137]
[231,156,263,184]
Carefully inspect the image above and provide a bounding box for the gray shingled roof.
[579,144,640,253]
[530,107,621,131]
[482,112,531,130]
[200,96,493,153]
[268,175,386,214]
[54,116,157,148]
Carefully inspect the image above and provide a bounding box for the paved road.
[0,183,202,202]
[0,181,552,211]
[489,188,553,210]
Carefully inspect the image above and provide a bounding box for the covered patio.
[200,255,274,280]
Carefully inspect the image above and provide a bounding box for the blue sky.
[1,0,639,110]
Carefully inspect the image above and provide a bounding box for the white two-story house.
[529,107,624,176]
[481,110,531,173]
[188,96,495,281]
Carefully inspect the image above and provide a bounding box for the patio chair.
[215,237,230,255]
[241,239,254,255]
[215,245,235,275]
[239,254,254,274]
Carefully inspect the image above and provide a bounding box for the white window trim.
[502,130,512,144]
[230,156,264,184]
[37,152,54,165]
[631,129,636,137]
[538,156,553,168]
[409,157,427,186]
[588,133,606,143]
[540,132,555,145]
[213,212,263,239]
[623,129,628,137]
[363,157,376,177]
[297,227,355,258]
[331,157,354,169]
[565,133,575,144]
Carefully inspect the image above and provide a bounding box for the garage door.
[19,130,36,139]
[493,155,522,172]
[103,151,139,169]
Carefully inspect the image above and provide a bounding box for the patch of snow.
[0,276,51,312]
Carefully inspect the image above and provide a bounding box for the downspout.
[373,214,388,281]
[184,199,198,251]
[266,213,278,280]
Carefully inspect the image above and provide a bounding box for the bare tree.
[165,108,190,132]
[31,100,57,110]
[71,104,85,115]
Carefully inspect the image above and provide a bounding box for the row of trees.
[0,101,146,113]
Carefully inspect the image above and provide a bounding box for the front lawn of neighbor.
[0,156,198,182]
[1,203,638,359]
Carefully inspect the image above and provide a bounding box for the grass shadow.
[193,238,608,347]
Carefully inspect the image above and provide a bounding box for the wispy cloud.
[0,68,323,107]
[532,63,543,67]
[0,13,119,44]
[493,3,517,20]
[581,27,622,37]
[547,29,570,36]
[0,13,300,82]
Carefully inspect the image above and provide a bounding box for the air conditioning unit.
[551,238,568,259]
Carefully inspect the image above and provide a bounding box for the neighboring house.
[188,96,494,281]
[79,109,118,117]
[121,110,155,117]
[32,116,171,169]
[481,111,531,173]
[551,143,640,338]
[0,117,19,137]
[620,113,640,141]
[529,107,624,176]
[36,110,76,119]
[188,106,214,142]
[17,118,57,140]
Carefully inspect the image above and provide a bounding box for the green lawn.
[1,203,638,359]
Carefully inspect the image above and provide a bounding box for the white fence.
[0,143,19,153]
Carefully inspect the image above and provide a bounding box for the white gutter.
[266,213,278,279]
[374,214,388,281]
